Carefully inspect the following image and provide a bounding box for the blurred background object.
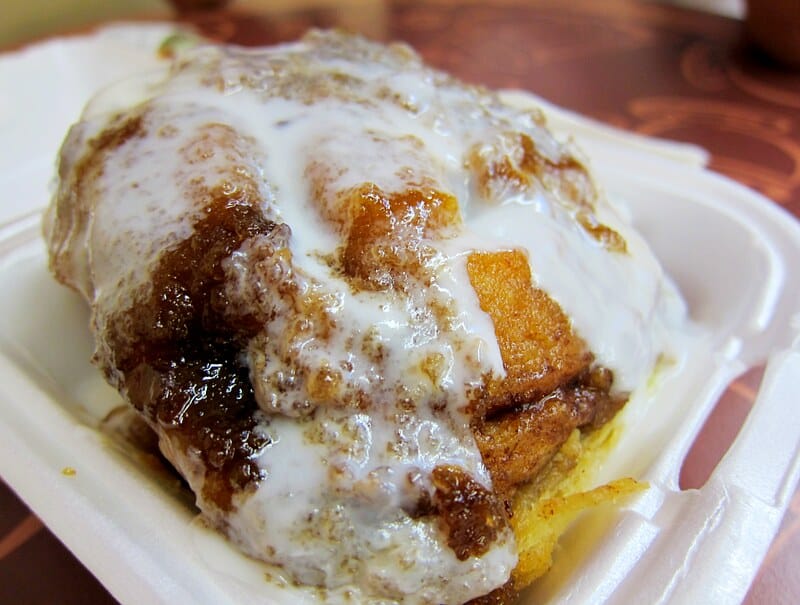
[653,0,800,67]
[169,0,232,11]
[745,0,800,67]
[650,0,745,18]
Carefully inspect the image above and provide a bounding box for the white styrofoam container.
[1,24,799,605]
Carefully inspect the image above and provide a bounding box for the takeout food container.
[1,25,799,605]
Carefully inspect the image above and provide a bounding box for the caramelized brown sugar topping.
[113,191,278,511]
[466,250,591,413]
[339,183,460,290]
[305,130,462,292]
[430,465,508,561]
[98,118,282,511]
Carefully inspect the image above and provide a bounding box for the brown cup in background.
[168,0,232,12]
[745,0,800,67]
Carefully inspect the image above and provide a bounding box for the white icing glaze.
[46,30,686,604]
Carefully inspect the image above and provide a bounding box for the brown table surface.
[2,1,799,603]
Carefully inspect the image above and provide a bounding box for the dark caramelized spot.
[109,189,278,511]
[110,190,274,370]
[126,352,268,509]
[430,465,507,561]
[341,184,460,291]
[581,366,625,429]
[465,580,518,605]
[88,113,146,157]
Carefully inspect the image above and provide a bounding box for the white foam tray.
[1,24,800,605]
